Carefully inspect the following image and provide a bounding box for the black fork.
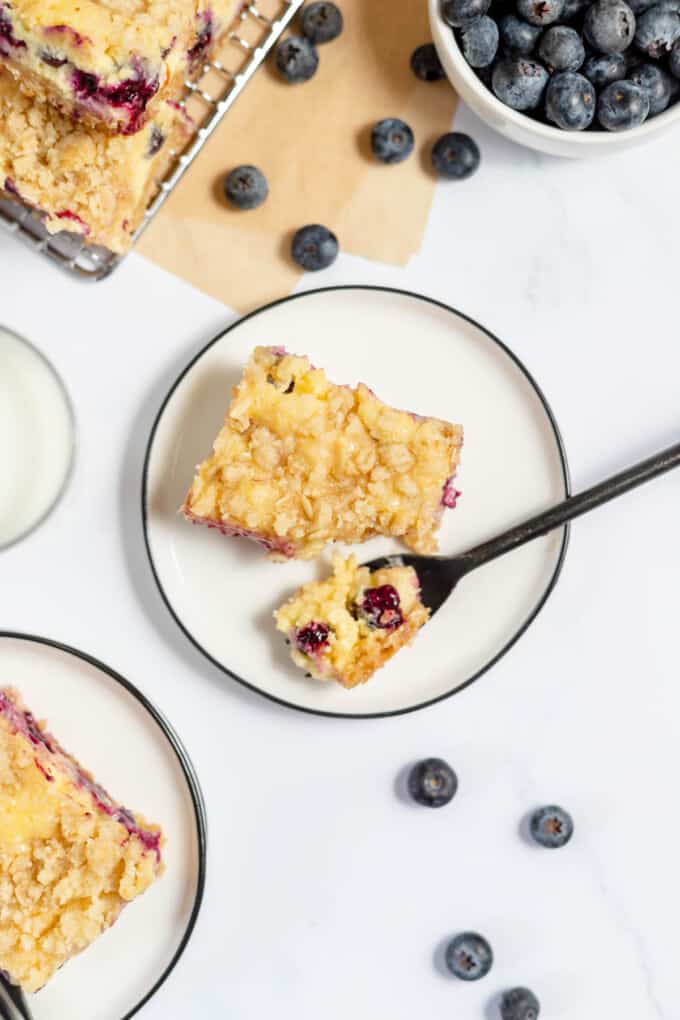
[363,440,680,616]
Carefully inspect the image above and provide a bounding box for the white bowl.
[429,0,680,157]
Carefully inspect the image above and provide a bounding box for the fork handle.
[459,439,680,573]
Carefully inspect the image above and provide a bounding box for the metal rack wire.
[0,0,303,281]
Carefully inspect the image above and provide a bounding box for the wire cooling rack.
[0,0,302,281]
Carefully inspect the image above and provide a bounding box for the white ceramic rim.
[429,0,680,149]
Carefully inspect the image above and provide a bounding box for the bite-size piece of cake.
[0,687,163,993]
[0,0,242,134]
[183,346,463,559]
[275,555,430,688]
[0,67,191,253]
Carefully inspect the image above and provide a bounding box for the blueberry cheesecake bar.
[0,687,163,993]
[275,555,430,687]
[183,346,463,559]
[0,0,242,134]
[0,67,192,252]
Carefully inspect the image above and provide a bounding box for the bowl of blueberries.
[429,0,680,154]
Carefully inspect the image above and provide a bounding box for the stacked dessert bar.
[0,0,242,252]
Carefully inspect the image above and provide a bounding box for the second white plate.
[143,286,569,717]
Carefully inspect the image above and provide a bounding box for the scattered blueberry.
[300,1,343,44]
[411,42,446,80]
[358,585,404,629]
[516,0,566,26]
[491,57,549,108]
[499,14,542,54]
[442,0,491,27]
[371,117,415,163]
[295,621,330,654]
[445,932,493,980]
[628,60,677,109]
[223,165,269,209]
[529,805,575,847]
[538,25,586,69]
[460,14,500,64]
[582,50,627,84]
[407,758,458,807]
[634,4,680,55]
[583,0,636,53]
[431,131,481,178]
[545,69,596,125]
[500,987,541,1020]
[275,35,319,82]
[291,224,339,270]
[598,76,650,124]
[671,35,680,74]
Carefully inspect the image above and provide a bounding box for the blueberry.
[584,0,636,53]
[431,132,481,178]
[634,5,680,55]
[223,165,269,209]
[275,36,319,82]
[460,15,500,64]
[582,50,627,85]
[300,1,343,43]
[407,758,458,807]
[499,14,542,54]
[545,70,596,126]
[492,57,549,109]
[671,35,680,74]
[500,987,541,1020]
[529,805,575,847]
[442,0,491,28]
[598,77,651,126]
[628,61,677,111]
[411,42,445,80]
[295,621,330,654]
[291,224,339,270]
[371,118,415,163]
[445,932,493,981]
[358,585,403,629]
[538,25,585,69]
[516,0,565,27]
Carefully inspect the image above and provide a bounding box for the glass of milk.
[0,327,75,550]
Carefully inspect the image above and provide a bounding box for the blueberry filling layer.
[146,124,166,157]
[0,7,27,51]
[187,9,214,66]
[72,68,159,133]
[357,585,404,630]
[296,621,331,654]
[56,209,90,234]
[0,691,161,858]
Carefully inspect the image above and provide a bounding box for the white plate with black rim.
[0,633,206,1020]
[143,286,570,719]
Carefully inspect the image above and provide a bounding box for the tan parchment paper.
[138,0,458,312]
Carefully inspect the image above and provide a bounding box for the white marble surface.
[1,99,680,1020]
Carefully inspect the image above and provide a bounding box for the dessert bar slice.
[0,687,163,993]
[0,67,191,253]
[275,554,430,688]
[183,346,463,559]
[0,0,242,134]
